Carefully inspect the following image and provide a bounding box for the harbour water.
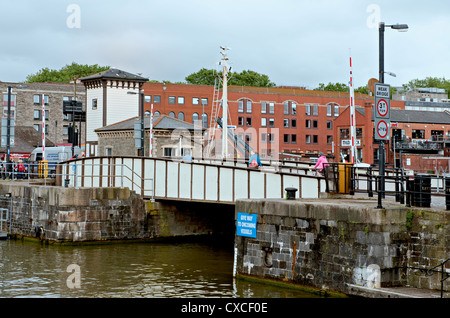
[0,239,323,298]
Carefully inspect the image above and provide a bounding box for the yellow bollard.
[38,161,48,179]
[338,163,352,194]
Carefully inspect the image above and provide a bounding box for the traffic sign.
[375,119,389,140]
[376,98,389,118]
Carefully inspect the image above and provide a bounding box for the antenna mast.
[220,46,230,159]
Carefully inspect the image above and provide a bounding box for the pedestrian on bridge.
[313,152,328,176]
[248,151,262,168]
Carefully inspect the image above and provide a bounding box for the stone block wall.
[0,184,233,243]
[234,199,449,295]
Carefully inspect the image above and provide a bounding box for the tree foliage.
[315,82,369,94]
[185,68,276,87]
[26,62,110,83]
[402,77,450,97]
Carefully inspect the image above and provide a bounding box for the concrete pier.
[234,195,449,297]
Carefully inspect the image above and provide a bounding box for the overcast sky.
[1,0,449,89]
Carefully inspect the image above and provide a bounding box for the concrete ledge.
[346,284,442,298]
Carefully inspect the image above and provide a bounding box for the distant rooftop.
[80,68,149,82]
[356,107,450,124]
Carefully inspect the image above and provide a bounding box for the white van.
[30,146,82,174]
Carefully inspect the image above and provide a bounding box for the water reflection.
[0,240,321,298]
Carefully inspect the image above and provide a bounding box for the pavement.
[346,284,445,298]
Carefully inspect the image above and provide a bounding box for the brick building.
[95,114,204,158]
[142,82,405,161]
[334,105,450,172]
[0,82,86,156]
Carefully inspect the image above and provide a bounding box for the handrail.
[401,258,449,298]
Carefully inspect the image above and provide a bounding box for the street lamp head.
[390,24,409,31]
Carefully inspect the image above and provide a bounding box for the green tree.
[402,77,450,97]
[315,82,369,94]
[185,68,276,87]
[26,62,110,83]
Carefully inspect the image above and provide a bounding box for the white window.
[261,102,267,114]
[178,96,185,104]
[192,97,199,105]
[261,118,267,127]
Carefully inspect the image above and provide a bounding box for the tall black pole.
[6,87,11,169]
[378,22,386,207]
[140,91,144,156]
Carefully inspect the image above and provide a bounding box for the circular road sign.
[377,120,388,139]
[376,99,389,117]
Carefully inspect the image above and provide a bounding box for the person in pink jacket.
[313,152,329,175]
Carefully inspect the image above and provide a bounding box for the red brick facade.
[142,83,400,161]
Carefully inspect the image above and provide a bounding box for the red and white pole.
[150,103,153,157]
[42,94,45,161]
[349,53,356,165]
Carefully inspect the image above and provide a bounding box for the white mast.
[349,50,356,164]
[220,47,230,159]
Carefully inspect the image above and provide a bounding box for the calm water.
[0,239,322,298]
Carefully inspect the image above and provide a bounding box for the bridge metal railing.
[58,156,327,203]
[0,161,154,200]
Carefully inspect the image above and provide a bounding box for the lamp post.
[378,21,408,204]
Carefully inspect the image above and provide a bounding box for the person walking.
[313,152,329,176]
[248,151,262,168]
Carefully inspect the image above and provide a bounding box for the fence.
[324,163,450,210]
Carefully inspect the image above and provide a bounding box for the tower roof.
[80,68,148,82]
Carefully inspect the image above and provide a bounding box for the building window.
[412,129,425,139]
[144,111,150,116]
[33,124,40,132]
[291,103,297,115]
[313,104,318,116]
[305,119,311,128]
[144,95,151,103]
[201,98,208,106]
[192,97,199,105]
[246,117,252,126]
[340,128,350,139]
[106,147,113,156]
[334,105,339,116]
[177,112,185,121]
[269,118,275,128]
[92,98,97,110]
[246,100,252,113]
[192,112,199,124]
[168,111,175,118]
[356,128,363,139]
[178,97,185,104]
[291,119,296,128]
[313,120,318,129]
[284,119,289,128]
[164,147,176,157]
[291,134,297,143]
[154,95,161,103]
[261,118,267,127]
[238,117,244,126]
[201,113,208,128]
[327,104,332,116]
[33,95,40,105]
[33,110,40,120]
[305,104,311,116]
[327,136,333,144]
[306,135,311,144]
[313,135,318,144]
[238,100,244,113]
[261,102,267,114]
[284,102,289,115]
[269,102,275,114]
[284,134,289,143]
[168,96,176,104]
[327,120,332,129]
[154,111,161,116]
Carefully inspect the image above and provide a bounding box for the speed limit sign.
[376,99,389,118]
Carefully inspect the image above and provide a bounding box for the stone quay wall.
[0,184,229,243]
[234,198,449,296]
